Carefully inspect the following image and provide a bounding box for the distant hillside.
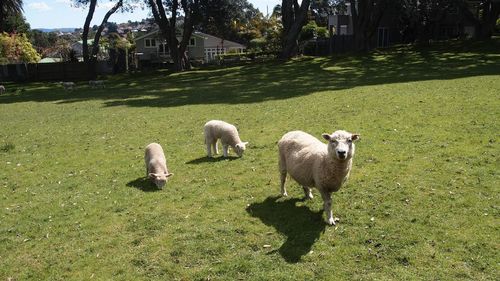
[35,28,78,33]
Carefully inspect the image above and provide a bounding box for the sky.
[24,0,281,29]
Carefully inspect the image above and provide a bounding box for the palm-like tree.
[1,0,24,32]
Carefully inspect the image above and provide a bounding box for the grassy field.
[1,39,499,280]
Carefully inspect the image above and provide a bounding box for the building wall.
[135,31,245,64]
[187,36,205,60]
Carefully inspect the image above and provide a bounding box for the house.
[71,39,109,61]
[327,1,479,50]
[134,29,246,66]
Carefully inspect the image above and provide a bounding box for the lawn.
[1,39,499,280]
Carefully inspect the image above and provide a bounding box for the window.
[158,43,169,55]
[204,48,226,61]
[145,38,156,48]
[189,38,196,46]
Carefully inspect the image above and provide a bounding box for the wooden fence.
[303,35,355,56]
[0,61,113,82]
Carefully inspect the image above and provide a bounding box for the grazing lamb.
[89,80,105,88]
[278,130,360,225]
[144,143,173,189]
[0,85,5,94]
[61,82,75,91]
[204,120,249,157]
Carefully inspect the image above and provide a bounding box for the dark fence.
[0,61,113,82]
[304,35,354,56]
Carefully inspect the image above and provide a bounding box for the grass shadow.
[0,39,498,107]
[185,156,239,164]
[126,177,161,192]
[246,196,326,263]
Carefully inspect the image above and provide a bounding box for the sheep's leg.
[206,141,212,157]
[222,144,229,157]
[212,140,218,155]
[320,191,336,225]
[302,186,313,200]
[280,172,288,197]
[278,154,288,196]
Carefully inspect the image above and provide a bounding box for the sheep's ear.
[166,173,173,177]
[242,142,249,146]
[148,173,156,178]
[322,133,331,141]
[351,134,360,141]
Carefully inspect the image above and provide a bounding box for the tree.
[348,0,392,51]
[75,0,126,73]
[459,0,500,39]
[146,0,202,72]
[3,13,30,34]
[197,0,262,45]
[0,0,23,33]
[280,0,312,59]
[0,32,41,64]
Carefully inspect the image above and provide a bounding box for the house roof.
[134,29,205,42]
[193,31,246,48]
[134,28,246,48]
[39,57,63,63]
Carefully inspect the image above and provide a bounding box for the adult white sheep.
[0,85,5,94]
[278,130,360,225]
[145,143,173,189]
[204,120,248,157]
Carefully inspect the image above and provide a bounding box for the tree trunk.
[82,0,97,63]
[280,0,311,60]
[148,0,198,72]
[460,0,500,40]
[350,0,390,51]
[477,1,500,39]
[91,0,123,62]
[0,8,4,33]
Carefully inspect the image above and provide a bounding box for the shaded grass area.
[0,39,499,280]
[0,39,498,108]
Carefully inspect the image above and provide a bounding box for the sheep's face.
[149,172,173,189]
[322,130,360,161]
[234,142,249,157]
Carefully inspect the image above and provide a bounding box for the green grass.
[1,39,499,280]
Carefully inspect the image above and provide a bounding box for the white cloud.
[28,2,52,11]
[54,0,71,3]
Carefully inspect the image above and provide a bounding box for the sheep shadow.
[246,196,326,263]
[126,177,161,192]
[185,156,239,164]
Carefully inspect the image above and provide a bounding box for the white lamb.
[204,120,248,157]
[0,85,5,94]
[144,143,173,189]
[89,80,105,88]
[60,82,75,91]
[278,130,360,225]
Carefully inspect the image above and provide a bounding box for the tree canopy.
[0,32,41,64]
[0,0,23,33]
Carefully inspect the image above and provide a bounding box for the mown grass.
[0,39,499,280]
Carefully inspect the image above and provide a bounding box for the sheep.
[204,120,248,158]
[89,80,105,88]
[144,143,173,189]
[278,130,360,225]
[0,85,5,94]
[60,82,75,91]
